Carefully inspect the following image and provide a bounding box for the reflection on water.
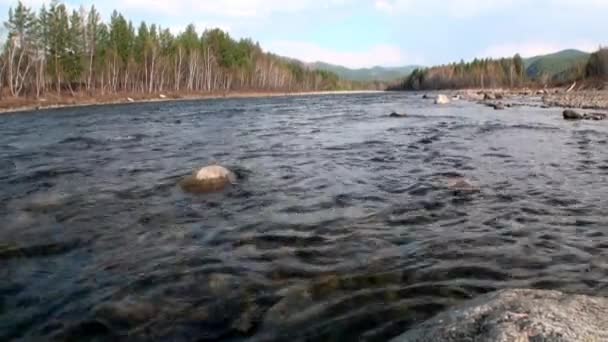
[1,93,608,341]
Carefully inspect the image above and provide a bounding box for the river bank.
[0,90,384,114]
[437,87,608,110]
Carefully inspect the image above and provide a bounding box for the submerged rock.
[180,165,236,194]
[95,297,158,329]
[447,177,479,193]
[391,289,608,342]
[493,103,505,110]
[435,95,450,105]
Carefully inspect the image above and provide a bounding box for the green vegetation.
[390,55,526,90]
[392,49,606,91]
[0,1,359,101]
[524,49,590,82]
[310,62,420,82]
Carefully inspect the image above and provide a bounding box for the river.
[1,93,608,341]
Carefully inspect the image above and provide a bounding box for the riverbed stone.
[391,289,608,342]
[435,95,450,105]
[180,165,236,194]
[447,177,479,193]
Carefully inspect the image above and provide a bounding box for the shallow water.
[1,93,608,341]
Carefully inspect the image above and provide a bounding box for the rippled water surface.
[2,93,608,341]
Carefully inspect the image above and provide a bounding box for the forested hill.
[390,49,606,91]
[524,49,590,81]
[1,2,361,100]
[310,62,419,82]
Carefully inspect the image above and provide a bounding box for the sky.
[0,0,606,68]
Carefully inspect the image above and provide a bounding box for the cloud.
[374,0,520,17]
[480,40,600,58]
[119,0,350,18]
[264,40,421,67]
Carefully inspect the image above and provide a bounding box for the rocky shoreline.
[456,88,608,110]
[392,289,608,342]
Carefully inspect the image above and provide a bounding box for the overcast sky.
[1,0,606,68]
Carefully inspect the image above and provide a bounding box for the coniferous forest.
[1,1,364,102]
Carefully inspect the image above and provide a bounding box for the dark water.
[2,93,608,341]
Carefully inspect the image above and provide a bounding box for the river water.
[1,93,608,341]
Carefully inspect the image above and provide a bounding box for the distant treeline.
[1,1,367,100]
[390,48,608,91]
[389,55,526,90]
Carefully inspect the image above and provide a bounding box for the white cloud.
[481,40,600,58]
[374,0,520,17]
[120,0,350,18]
[264,40,422,68]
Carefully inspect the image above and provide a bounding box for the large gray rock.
[391,289,608,342]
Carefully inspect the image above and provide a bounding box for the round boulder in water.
[435,94,450,105]
[180,165,236,194]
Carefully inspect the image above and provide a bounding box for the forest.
[0,1,362,101]
[391,48,608,91]
[390,55,527,90]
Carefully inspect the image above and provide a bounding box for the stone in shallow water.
[180,165,236,194]
[563,110,607,121]
[563,110,584,120]
[435,95,450,105]
[391,289,608,342]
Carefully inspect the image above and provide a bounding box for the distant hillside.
[524,49,590,79]
[310,62,420,82]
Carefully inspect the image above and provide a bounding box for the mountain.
[309,62,420,82]
[524,49,590,79]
